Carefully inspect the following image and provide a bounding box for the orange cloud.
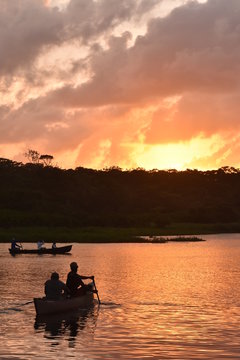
[1,0,240,170]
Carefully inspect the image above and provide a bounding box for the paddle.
[2,300,33,313]
[20,300,33,306]
[92,277,101,305]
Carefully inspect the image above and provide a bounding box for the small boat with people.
[34,262,100,315]
[9,244,72,255]
[34,291,95,315]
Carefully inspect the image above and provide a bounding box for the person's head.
[70,262,78,272]
[51,272,59,280]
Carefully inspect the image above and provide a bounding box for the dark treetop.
[0,158,239,229]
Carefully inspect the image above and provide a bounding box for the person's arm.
[74,274,93,288]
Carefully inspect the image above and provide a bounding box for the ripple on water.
[1,239,240,359]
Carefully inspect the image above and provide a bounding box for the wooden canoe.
[34,292,94,315]
[9,245,72,255]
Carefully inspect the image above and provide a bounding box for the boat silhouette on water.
[9,245,72,255]
[34,291,95,315]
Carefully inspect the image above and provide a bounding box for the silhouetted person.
[11,237,21,250]
[66,262,94,297]
[52,242,57,249]
[45,272,69,300]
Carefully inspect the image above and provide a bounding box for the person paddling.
[11,237,21,250]
[66,262,95,297]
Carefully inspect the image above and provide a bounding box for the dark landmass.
[167,236,205,242]
[0,226,208,243]
[144,236,206,243]
[0,158,239,242]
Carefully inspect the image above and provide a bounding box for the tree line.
[0,157,240,229]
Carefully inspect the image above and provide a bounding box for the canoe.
[9,245,72,255]
[34,292,94,315]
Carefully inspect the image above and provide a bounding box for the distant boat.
[9,245,72,255]
[34,292,94,315]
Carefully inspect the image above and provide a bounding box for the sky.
[1,0,240,171]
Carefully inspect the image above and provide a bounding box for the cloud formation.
[0,0,157,75]
[1,0,240,170]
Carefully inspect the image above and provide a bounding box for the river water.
[1,234,240,359]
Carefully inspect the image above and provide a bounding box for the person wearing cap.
[45,272,70,300]
[66,262,94,297]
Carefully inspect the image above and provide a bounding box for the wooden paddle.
[92,277,101,305]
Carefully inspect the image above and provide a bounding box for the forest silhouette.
[0,157,240,236]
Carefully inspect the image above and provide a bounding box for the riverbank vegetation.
[0,157,240,242]
[0,225,210,243]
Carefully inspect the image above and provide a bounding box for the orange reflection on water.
[1,237,240,359]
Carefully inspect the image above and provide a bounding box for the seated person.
[66,262,94,297]
[37,240,44,250]
[45,272,69,300]
[11,238,21,250]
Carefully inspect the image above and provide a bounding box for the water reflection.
[2,238,240,359]
[34,306,99,347]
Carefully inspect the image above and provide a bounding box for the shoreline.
[1,223,240,243]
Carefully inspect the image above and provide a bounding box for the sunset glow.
[1,0,239,170]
